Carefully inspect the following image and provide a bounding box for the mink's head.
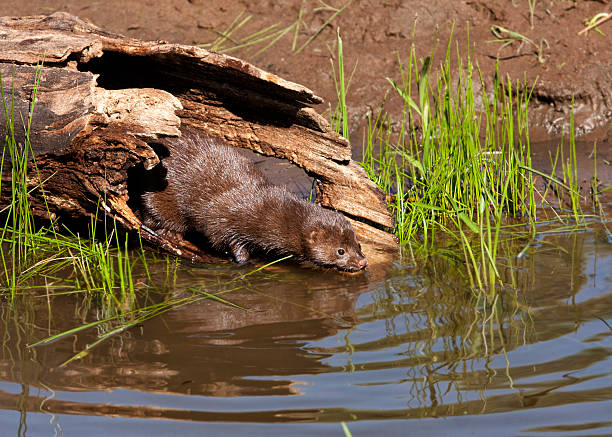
[303,208,368,272]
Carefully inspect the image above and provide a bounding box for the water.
[1,228,611,436]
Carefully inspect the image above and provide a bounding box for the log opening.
[0,12,397,263]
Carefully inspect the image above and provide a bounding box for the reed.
[353,29,585,294]
[0,65,44,295]
[0,65,149,312]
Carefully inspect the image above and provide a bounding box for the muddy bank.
[4,1,612,139]
[2,1,611,203]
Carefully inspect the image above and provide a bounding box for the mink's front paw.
[231,244,250,264]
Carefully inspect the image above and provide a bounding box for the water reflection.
[1,229,611,436]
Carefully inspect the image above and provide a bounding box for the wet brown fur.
[142,131,368,272]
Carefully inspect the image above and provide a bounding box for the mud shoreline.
[3,1,611,193]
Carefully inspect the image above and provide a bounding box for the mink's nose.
[358,257,368,270]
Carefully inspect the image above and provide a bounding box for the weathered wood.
[0,12,396,261]
[0,64,95,157]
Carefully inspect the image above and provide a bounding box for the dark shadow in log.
[81,51,321,108]
[81,53,327,138]
[0,12,397,265]
[126,142,170,215]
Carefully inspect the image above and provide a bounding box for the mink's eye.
[337,248,345,256]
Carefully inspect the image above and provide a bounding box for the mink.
[141,131,368,272]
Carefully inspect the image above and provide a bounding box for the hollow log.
[0,12,396,262]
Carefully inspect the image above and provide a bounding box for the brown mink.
[141,131,368,272]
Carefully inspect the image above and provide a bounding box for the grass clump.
[0,66,194,362]
[488,25,548,64]
[198,0,354,57]
[0,66,143,305]
[328,29,590,294]
[1,67,37,290]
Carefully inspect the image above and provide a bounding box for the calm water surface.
[1,228,611,436]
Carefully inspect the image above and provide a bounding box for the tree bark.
[0,12,396,262]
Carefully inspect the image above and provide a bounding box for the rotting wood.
[0,12,396,262]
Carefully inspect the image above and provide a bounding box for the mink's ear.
[307,228,321,245]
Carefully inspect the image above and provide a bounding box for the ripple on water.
[0,230,611,436]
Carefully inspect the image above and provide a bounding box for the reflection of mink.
[142,132,368,272]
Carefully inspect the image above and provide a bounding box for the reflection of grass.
[341,422,353,437]
[27,255,289,367]
[348,241,540,406]
[352,231,595,408]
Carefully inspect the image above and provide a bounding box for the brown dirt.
[3,0,612,189]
